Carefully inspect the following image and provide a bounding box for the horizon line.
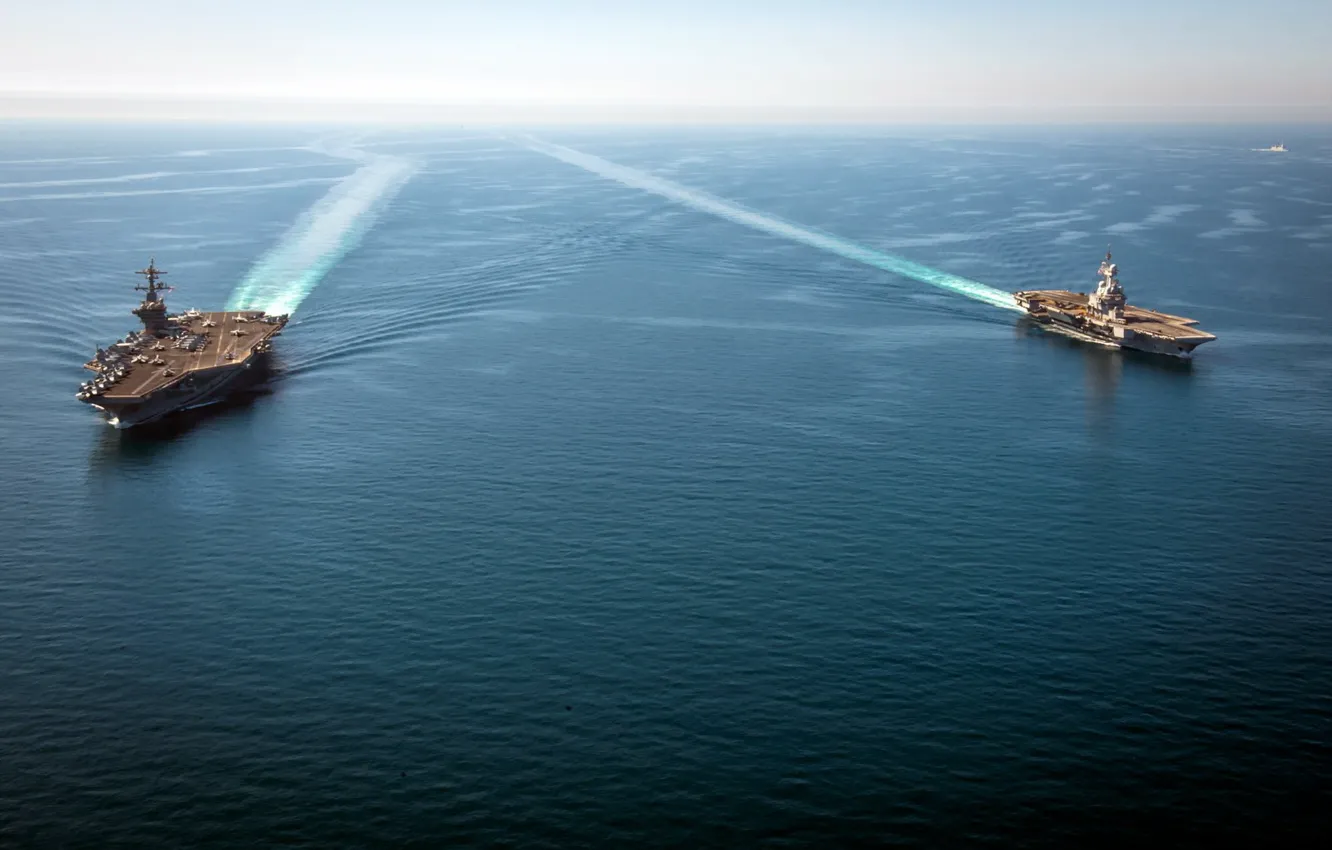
[1,91,1327,126]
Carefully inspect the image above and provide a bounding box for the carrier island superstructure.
[1014,250,1216,358]
[76,260,289,428]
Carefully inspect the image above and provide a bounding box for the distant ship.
[1014,250,1216,358]
[76,260,289,429]
[1254,143,1287,152]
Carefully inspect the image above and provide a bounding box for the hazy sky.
[3,0,1329,122]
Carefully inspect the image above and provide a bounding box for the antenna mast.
[135,258,171,302]
[132,258,175,333]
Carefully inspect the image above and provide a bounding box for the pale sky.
[2,0,1329,122]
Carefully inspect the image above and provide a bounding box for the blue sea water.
[1,122,1331,847]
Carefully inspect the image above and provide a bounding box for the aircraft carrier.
[76,260,289,429]
[1015,249,1216,358]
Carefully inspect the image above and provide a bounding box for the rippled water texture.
[2,124,1331,847]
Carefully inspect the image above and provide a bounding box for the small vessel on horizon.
[1014,249,1216,359]
[1254,143,1287,152]
[76,260,289,429]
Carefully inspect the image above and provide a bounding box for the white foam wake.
[523,137,1020,311]
[226,141,416,316]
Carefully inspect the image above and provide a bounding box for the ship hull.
[1022,319,1204,359]
[87,353,272,429]
[1020,310,1199,358]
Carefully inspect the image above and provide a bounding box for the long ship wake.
[522,137,1019,311]
[227,141,416,316]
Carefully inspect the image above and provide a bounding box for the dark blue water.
[2,123,1331,847]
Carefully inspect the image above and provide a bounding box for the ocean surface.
[1,122,1330,847]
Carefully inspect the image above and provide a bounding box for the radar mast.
[135,258,170,301]
[1089,246,1125,320]
[132,258,174,333]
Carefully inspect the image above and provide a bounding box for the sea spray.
[226,143,416,316]
[522,137,1020,311]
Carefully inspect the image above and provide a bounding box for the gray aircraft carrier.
[76,260,289,428]
[1015,250,1216,358]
